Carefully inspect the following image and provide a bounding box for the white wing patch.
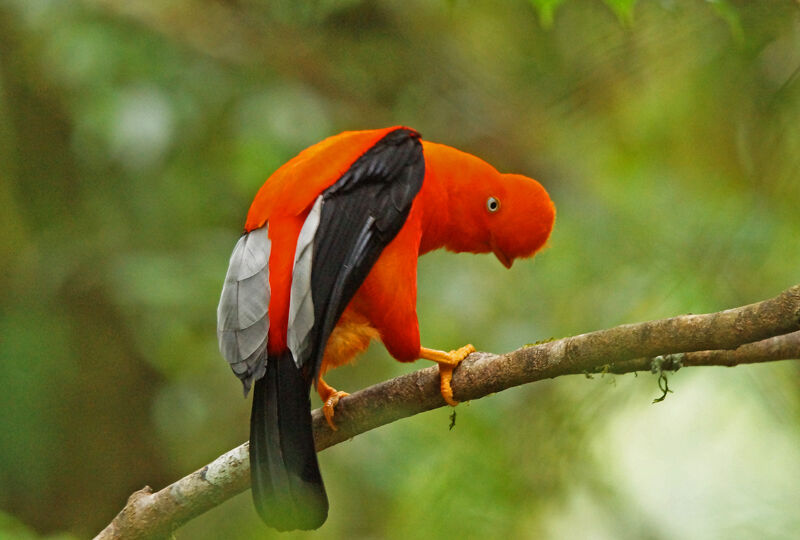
[287,196,322,368]
[217,225,271,395]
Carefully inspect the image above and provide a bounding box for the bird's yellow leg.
[317,377,349,432]
[419,344,476,407]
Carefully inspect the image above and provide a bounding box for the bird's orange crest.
[417,141,555,267]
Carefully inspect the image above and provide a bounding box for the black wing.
[302,128,424,383]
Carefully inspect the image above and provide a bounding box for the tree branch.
[95,285,800,539]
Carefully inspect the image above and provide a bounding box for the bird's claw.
[322,391,349,431]
[419,343,475,406]
[441,343,475,405]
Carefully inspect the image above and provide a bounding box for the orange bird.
[217,127,555,531]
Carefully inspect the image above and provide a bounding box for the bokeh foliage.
[1,0,799,538]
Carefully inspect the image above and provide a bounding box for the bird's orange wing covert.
[243,126,403,228]
[217,126,555,532]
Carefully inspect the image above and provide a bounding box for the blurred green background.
[1,0,799,538]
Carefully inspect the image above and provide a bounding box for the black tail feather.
[250,352,328,531]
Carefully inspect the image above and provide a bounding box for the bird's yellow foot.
[419,344,476,406]
[317,377,349,431]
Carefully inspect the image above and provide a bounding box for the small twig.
[650,356,675,403]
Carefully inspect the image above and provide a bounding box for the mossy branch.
[95,284,800,539]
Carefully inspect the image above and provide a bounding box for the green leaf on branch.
[707,0,744,43]
[603,0,637,25]
[528,0,567,28]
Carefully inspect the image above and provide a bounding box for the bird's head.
[481,173,555,268]
[419,141,555,266]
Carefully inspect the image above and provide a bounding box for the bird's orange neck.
[416,141,495,256]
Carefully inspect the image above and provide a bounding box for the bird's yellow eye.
[487,196,500,213]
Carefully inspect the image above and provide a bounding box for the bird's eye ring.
[486,196,500,213]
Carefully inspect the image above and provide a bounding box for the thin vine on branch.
[96,285,800,540]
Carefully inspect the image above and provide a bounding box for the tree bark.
[95,284,800,539]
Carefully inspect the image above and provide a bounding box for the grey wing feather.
[286,196,321,368]
[217,225,271,394]
[236,270,269,329]
[236,316,269,359]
